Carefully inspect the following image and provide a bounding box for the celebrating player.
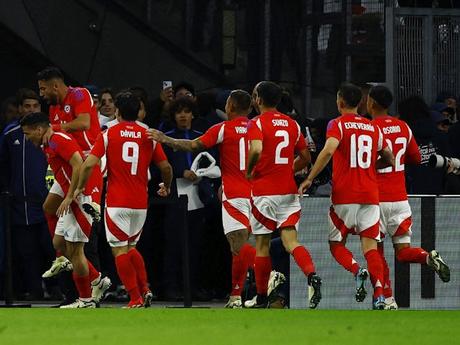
[148,90,256,309]
[369,85,450,309]
[299,83,394,310]
[75,92,172,308]
[37,66,102,278]
[245,81,321,309]
[20,112,108,308]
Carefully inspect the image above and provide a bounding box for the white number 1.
[239,137,246,171]
[122,141,139,175]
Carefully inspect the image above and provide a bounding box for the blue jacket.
[0,120,48,225]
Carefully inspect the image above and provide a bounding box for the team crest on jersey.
[54,114,59,121]
[64,105,71,113]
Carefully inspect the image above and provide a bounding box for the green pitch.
[0,309,458,345]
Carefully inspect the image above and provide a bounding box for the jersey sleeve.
[72,88,92,115]
[152,142,167,164]
[326,119,342,142]
[247,118,263,141]
[199,123,223,148]
[52,134,80,162]
[90,132,107,158]
[405,126,421,164]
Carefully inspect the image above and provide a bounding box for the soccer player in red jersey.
[245,81,321,309]
[20,112,106,308]
[368,85,450,309]
[299,83,394,309]
[76,92,172,308]
[148,90,256,308]
[37,67,102,277]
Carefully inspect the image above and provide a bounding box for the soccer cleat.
[307,274,322,309]
[427,250,450,283]
[373,295,386,310]
[82,201,101,223]
[123,297,144,308]
[143,290,153,308]
[267,271,286,304]
[91,276,112,303]
[355,268,369,302]
[60,298,96,308]
[225,295,243,309]
[244,295,268,308]
[42,256,73,278]
[384,296,398,310]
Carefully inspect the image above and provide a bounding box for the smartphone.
[162,80,173,90]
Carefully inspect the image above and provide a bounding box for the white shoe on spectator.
[42,256,73,278]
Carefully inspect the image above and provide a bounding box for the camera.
[429,154,460,175]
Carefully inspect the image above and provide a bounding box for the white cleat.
[60,298,96,308]
[267,271,286,304]
[427,250,450,283]
[225,295,242,309]
[82,201,101,223]
[91,276,112,303]
[384,296,398,310]
[42,256,73,278]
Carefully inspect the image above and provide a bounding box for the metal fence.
[386,7,460,110]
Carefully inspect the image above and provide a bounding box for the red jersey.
[90,121,167,209]
[246,111,306,196]
[372,115,421,202]
[199,116,251,199]
[49,86,101,153]
[327,113,385,205]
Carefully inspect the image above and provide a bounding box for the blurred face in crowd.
[99,92,116,117]
[19,99,41,117]
[174,108,193,130]
[3,103,18,123]
[22,125,45,146]
[175,87,194,100]
[38,79,59,105]
[445,97,456,110]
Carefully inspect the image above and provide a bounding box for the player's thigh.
[43,183,64,214]
[226,228,249,255]
[56,204,91,244]
[328,204,358,242]
[127,209,147,247]
[384,201,413,244]
[105,207,142,248]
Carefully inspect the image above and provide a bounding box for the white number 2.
[122,141,139,175]
[275,130,289,164]
[379,137,407,173]
[350,134,372,169]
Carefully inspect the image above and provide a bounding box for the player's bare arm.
[246,139,262,179]
[375,147,395,170]
[293,148,311,173]
[57,152,83,217]
[156,160,173,197]
[74,154,100,199]
[147,128,204,152]
[298,137,339,195]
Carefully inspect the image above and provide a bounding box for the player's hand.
[183,169,198,182]
[157,182,170,197]
[42,127,54,145]
[56,196,73,217]
[147,129,166,143]
[160,87,174,103]
[298,178,313,197]
[73,188,84,201]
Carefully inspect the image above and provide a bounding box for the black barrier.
[0,192,30,308]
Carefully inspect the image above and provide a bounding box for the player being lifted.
[369,85,450,309]
[246,81,321,309]
[76,92,172,308]
[37,67,103,278]
[20,112,106,308]
[299,83,394,310]
[148,90,256,308]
